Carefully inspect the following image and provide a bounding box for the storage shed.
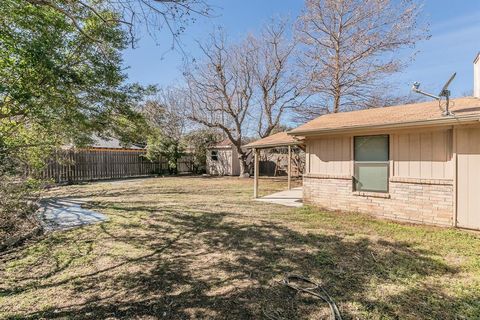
[206,139,242,176]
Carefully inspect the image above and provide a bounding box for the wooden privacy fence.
[38,148,194,183]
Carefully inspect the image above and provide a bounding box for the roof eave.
[244,141,304,149]
[288,115,480,137]
[207,145,232,149]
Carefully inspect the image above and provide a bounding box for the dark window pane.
[354,135,389,161]
[211,150,218,161]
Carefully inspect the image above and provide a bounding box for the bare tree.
[142,87,189,140]
[141,87,190,173]
[185,20,310,175]
[248,18,309,138]
[296,0,429,119]
[184,30,254,177]
[24,0,212,49]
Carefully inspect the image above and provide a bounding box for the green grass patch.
[0,176,478,319]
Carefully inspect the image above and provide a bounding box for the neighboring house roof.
[90,136,144,150]
[289,97,480,136]
[244,132,304,149]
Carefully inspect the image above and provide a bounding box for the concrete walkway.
[255,187,303,207]
[37,199,108,232]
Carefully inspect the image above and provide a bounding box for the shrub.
[0,169,43,249]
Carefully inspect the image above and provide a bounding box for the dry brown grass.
[0,176,479,319]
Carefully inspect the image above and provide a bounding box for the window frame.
[210,150,219,161]
[353,135,390,193]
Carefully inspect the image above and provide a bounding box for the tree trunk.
[333,93,341,113]
[238,156,248,177]
[236,148,250,177]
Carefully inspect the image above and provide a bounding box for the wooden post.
[287,145,292,190]
[254,148,259,198]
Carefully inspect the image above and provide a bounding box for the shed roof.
[208,138,234,149]
[289,97,480,136]
[244,132,304,149]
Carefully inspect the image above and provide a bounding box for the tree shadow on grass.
[2,202,475,320]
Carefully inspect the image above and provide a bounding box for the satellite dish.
[412,72,456,116]
[438,72,456,97]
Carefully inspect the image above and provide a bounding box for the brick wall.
[303,174,454,226]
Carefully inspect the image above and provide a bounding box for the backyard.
[0,176,479,319]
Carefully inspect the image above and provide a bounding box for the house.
[249,53,480,230]
[206,139,243,176]
[89,136,144,150]
[61,136,144,151]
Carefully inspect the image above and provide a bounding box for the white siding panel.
[307,136,351,175]
[457,126,480,230]
[393,129,452,179]
[206,148,233,176]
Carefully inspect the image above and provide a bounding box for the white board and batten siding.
[206,147,242,176]
[206,148,233,176]
[305,126,480,230]
[306,136,351,176]
[391,129,454,180]
[306,128,454,180]
[456,126,480,230]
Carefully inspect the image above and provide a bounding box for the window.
[354,135,389,193]
[210,150,218,161]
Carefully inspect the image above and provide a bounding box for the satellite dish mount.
[412,72,456,116]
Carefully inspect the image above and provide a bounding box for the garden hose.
[280,274,342,320]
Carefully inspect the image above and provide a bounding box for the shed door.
[457,126,480,230]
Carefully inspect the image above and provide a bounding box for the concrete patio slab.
[37,199,107,231]
[255,187,303,207]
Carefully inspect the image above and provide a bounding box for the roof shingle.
[289,97,480,135]
[244,132,304,149]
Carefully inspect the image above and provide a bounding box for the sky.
[122,0,480,99]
